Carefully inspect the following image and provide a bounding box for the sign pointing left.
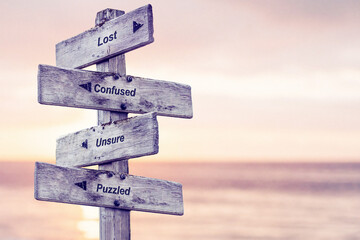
[38,64,193,118]
[56,112,159,167]
[35,162,184,215]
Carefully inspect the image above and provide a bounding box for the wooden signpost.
[34,4,192,240]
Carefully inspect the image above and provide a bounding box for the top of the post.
[95,8,125,27]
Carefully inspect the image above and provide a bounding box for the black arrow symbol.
[133,21,143,33]
[81,139,88,149]
[79,82,92,92]
[75,181,87,191]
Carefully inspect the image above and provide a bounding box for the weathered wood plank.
[56,112,158,167]
[34,162,184,215]
[38,64,193,118]
[56,4,154,69]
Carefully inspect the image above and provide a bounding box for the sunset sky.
[0,0,359,162]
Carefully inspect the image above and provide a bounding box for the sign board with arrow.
[56,112,159,167]
[34,5,192,240]
[56,4,154,69]
[38,64,193,118]
[35,162,184,215]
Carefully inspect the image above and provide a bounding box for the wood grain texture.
[95,9,125,27]
[38,64,193,118]
[95,11,131,238]
[34,162,184,215]
[56,112,159,167]
[56,4,154,69]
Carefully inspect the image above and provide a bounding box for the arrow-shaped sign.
[38,64,193,119]
[56,112,159,167]
[56,4,154,69]
[34,162,184,215]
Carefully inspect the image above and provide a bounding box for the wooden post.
[95,9,130,240]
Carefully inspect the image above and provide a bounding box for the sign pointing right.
[56,4,154,69]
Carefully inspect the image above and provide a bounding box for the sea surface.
[1,161,360,240]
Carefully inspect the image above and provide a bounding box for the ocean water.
[1,161,360,240]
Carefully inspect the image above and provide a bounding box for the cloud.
[1,0,360,161]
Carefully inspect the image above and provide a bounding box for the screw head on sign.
[120,103,127,110]
[126,76,133,82]
[120,173,126,180]
[114,200,120,207]
[113,74,120,80]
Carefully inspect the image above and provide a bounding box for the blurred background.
[0,0,360,239]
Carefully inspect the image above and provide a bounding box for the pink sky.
[0,0,359,162]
